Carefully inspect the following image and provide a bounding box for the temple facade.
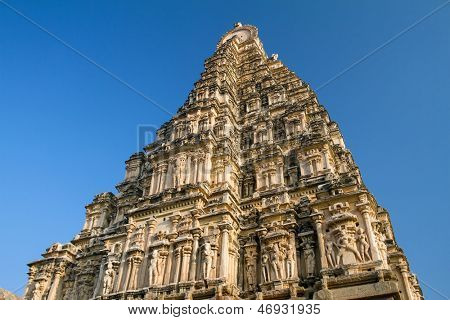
[25,23,422,300]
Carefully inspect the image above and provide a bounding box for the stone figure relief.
[333,234,362,266]
[148,249,160,286]
[102,262,115,295]
[325,236,336,268]
[355,228,371,262]
[201,243,214,280]
[244,255,256,290]
[269,243,284,280]
[375,228,388,267]
[303,243,315,277]
[285,243,295,279]
[261,252,270,283]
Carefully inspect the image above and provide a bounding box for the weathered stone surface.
[24,23,422,300]
[0,288,21,300]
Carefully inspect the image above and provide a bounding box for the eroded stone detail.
[25,23,422,300]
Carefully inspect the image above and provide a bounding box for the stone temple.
[25,23,422,300]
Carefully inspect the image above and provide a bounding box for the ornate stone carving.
[25,23,421,301]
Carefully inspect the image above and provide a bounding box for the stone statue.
[245,259,256,290]
[356,228,371,262]
[269,243,283,280]
[261,252,270,282]
[304,243,315,277]
[148,249,160,286]
[334,235,362,265]
[285,244,296,279]
[102,263,115,295]
[202,243,214,279]
[377,231,388,267]
[325,237,336,268]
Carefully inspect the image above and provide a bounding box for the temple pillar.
[189,232,200,281]
[150,170,159,195]
[48,263,65,300]
[358,205,381,262]
[192,158,198,184]
[92,258,106,298]
[277,164,284,186]
[180,245,192,282]
[219,225,231,279]
[115,228,133,292]
[312,214,327,270]
[399,264,413,300]
[138,218,157,287]
[172,246,182,283]
[163,242,174,284]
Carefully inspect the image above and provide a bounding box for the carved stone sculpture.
[103,263,115,295]
[24,23,421,301]
[201,243,213,280]
[304,243,316,277]
[148,250,160,286]
[356,228,371,262]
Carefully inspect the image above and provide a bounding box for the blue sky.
[0,0,448,299]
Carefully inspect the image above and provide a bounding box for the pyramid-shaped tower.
[25,23,422,300]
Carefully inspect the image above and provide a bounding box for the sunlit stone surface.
[25,24,422,300]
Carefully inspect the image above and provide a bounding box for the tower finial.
[234,22,242,28]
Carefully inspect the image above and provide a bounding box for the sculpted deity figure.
[245,258,256,290]
[334,235,362,265]
[325,237,336,268]
[285,244,296,279]
[103,262,115,295]
[356,228,371,262]
[270,243,283,280]
[376,231,388,267]
[304,243,316,277]
[261,252,270,282]
[202,243,214,280]
[148,249,160,286]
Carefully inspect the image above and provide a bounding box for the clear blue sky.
[0,0,448,299]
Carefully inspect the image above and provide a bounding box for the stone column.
[48,264,65,300]
[92,258,106,298]
[163,242,174,284]
[238,244,244,290]
[197,159,204,182]
[219,225,231,279]
[312,214,328,270]
[189,232,200,281]
[150,170,159,195]
[124,259,133,290]
[185,156,192,184]
[398,264,413,300]
[192,158,198,184]
[205,154,212,183]
[115,228,133,292]
[172,246,182,283]
[159,165,167,193]
[359,205,381,262]
[180,245,192,282]
[138,218,157,287]
[322,147,331,171]
[277,163,284,186]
